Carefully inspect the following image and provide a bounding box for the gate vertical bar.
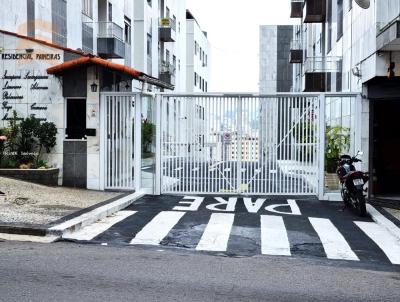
[237,96,243,193]
[154,94,162,195]
[134,94,142,191]
[318,93,326,200]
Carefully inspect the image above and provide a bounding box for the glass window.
[147,33,152,56]
[82,0,93,18]
[337,0,343,40]
[124,16,131,44]
[52,0,67,46]
[108,2,112,21]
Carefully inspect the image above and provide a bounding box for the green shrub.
[0,111,58,168]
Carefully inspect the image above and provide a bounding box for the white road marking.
[196,213,234,251]
[130,211,186,245]
[367,204,400,240]
[174,167,183,171]
[224,168,231,172]
[63,211,137,241]
[192,167,199,172]
[309,218,359,261]
[260,215,291,256]
[355,221,400,265]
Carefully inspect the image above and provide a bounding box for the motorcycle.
[336,151,369,217]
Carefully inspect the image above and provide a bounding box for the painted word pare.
[172,196,302,216]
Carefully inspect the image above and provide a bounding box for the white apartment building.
[0,0,211,192]
[186,10,210,93]
[289,0,400,202]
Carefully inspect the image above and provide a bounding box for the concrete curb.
[367,204,400,241]
[47,191,146,236]
[0,224,47,236]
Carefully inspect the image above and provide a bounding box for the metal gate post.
[154,94,162,195]
[99,94,106,190]
[318,93,326,200]
[237,96,243,193]
[134,94,142,191]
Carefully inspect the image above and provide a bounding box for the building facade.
[0,0,210,192]
[289,0,400,201]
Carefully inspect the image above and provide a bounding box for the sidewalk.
[0,176,142,238]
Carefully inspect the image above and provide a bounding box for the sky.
[186,0,295,93]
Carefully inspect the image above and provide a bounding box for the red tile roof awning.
[47,56,173,90]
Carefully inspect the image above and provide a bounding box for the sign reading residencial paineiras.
[0,33,64,128]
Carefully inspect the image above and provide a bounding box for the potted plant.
[325,125,350,190]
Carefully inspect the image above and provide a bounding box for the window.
[337,0,343,40]
[166,7,170,18]
[194,72,198,86]
[195,41,198,55]
[52,0,67,46]
[27,0,35,37]
[108,2,112,21]
[178,59,181,71]
[124,16,131,44]
[147,0,152,7]
[327,0,332,53]
[147,33,152,56]
[166,49,170,63]
[173,55,176,71]
[82,0,93,18]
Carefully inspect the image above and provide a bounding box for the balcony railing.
[84,21,125,58]
[159,18,176,31]
[159,18,176,42]
[290,39,302,50]
[290,0,304,18]
[159,60,176,86]
[97,21,124,40]
[304,57,342,73]
[289,40,303,64]
[159,60,176,75]
[304,0,326,23]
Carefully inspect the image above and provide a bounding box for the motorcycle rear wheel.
[356,192,367,217]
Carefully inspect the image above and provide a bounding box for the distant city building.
[259,25,293,94]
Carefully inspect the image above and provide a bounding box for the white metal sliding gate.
[101,94,135,190]
[160,94,320,195]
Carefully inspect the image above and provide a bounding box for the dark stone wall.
[0,169,59,186]
[63,141,87,188]
[62,67,87,98]
[276,26,293,92]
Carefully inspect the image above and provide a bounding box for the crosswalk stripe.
[196,213,234,251]
[309,218,359,261]
[63,211,137,241]
[130,211,186,245]
[355,221,400,265]
[260,215,291,256]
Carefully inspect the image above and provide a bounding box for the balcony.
[376,20,400,51]
[303,57,342,92]
[96,22,125,58]
[159,60,176,86]
[304,0,326,23]
[159,18,176,42]
[290,0,304,18]
[289,40,303,63]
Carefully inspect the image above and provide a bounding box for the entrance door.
[372,100,400,196]
[102,94,134,190]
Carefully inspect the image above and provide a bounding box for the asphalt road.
[0,240,399,302]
